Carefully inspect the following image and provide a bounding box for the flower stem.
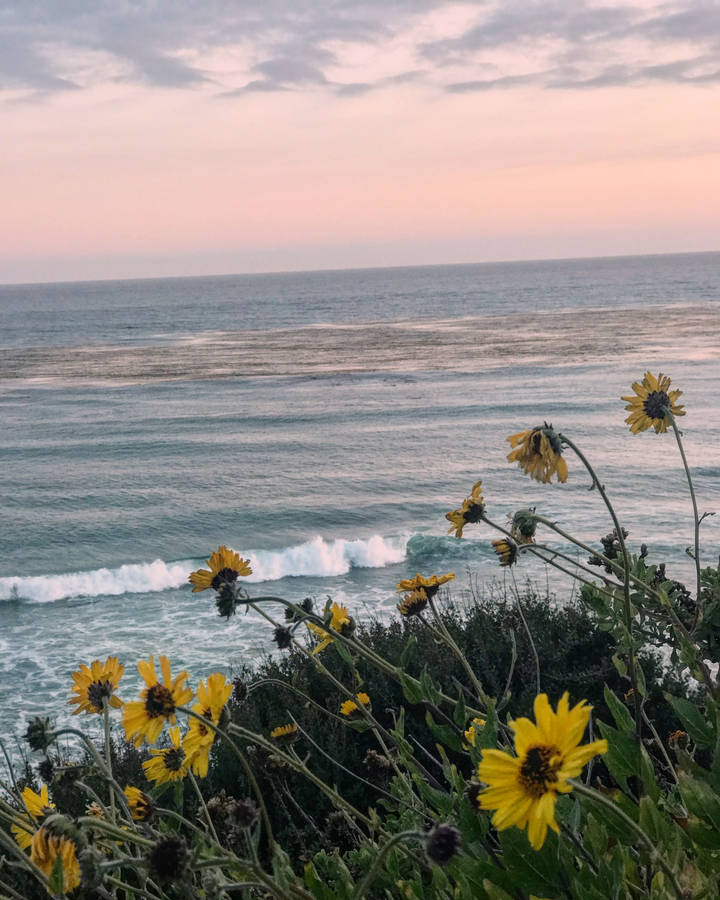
[180,707,275,855]
[188,771,221,844]
[509,569,541,695]
[103,699,116,823]
[669,415,702,629]
[570,780,685,900]
[351,830,422,899]
[560,433,642,739]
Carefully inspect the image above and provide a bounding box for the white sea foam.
[0,535,409,603]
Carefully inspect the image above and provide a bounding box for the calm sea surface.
[1,254,719,744]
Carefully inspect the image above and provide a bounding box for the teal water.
[1,253,719,744]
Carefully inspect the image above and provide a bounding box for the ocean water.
[1,253,719,746]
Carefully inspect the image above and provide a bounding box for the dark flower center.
[519,745,560,798]
[643,390,669,420]
[464,503,484,524]
[148,834,188,883]
[87,679,115,711]
[211,567,239,590]
[197,708,212,736]
[163,748,186,772]
[145,684,175,718]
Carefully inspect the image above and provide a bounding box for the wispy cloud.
[2,0,720,99]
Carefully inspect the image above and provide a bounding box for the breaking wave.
[0,534,410,603]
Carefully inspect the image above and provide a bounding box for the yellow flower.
[397,588,428,617]
[395,572,454,600]
[477,693,607,850]
[143,727,190,785]
[11,786,54,850]
[492,539,518,567]
[68,656,124,715]
[122,655,193,748]
[463,717,486,748]
[446,480,485,538]
[30,826,80,892]
[507,425,568,484]
[184,672,233,778]
[622,371,685,434]
[340,692,371,717]
[270,723,299,744]
[124,786,155,822]
[307,602,353,655]
[188,545,253,592]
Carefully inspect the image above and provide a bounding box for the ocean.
[1,253,719,746]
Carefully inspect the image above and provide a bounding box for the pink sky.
[2,1,719,283]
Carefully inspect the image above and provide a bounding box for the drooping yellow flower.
[492,539,518,568]
[478,693,607,850]
[463,717,487,748]
[188,545,253,593]
[340,692,371,717]
[11,786,54,850]
[395,572,454,600]
[507,426,568,484]
[124,786,155,822]
[270,723,299,744]
[307,602,353,655]
[68,656,124,715]
[122,655,193,748]
[143,727,190,785]
[446,480,485,538]
[184,672,233,778]
[397,588,428,617]
[622,371,685,434]
[30,825,81,892]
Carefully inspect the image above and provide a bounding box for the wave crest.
[0,534,409,603]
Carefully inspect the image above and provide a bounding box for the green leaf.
[453,689,467,728]
[47,852,65,895]
[400,634,417,669]
[399,671,425,706]
[425,710,463,752]
[665,695,715,749]
[597,721,641,787]
[498,828,564,896]
[603,684,635,733]
[679,772,720,832]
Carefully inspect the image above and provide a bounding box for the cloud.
[2,0,720,99]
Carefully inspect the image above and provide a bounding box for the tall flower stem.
[570,780,684,900]
[559,433,642,739]
[427,595,493,711]
[188,771,221,844]
[669,415,702,629]
[509,569,541,695]
[102,699,116,823]
[351,830,422,899]
[180,708,275,855]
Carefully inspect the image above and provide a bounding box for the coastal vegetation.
[2,371,719,899]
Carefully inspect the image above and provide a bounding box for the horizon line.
[1,247,718,289]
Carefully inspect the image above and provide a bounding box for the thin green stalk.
[427,595,492,710]
[669,415,702,629]
[53,727,133,820]
[559,434,642,738]
[179,707,275,855]
[0,877,29,900]
[248,601,445,788]
[570,780,684,900]
[351,830,421,899]
[103,699,116,823]
[509,569,541,695]
[77,815,153,847]
[105,875,166,899]
[188,771,221,844]
[227,722,373,828]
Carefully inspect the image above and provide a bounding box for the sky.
[1,0,720,283]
